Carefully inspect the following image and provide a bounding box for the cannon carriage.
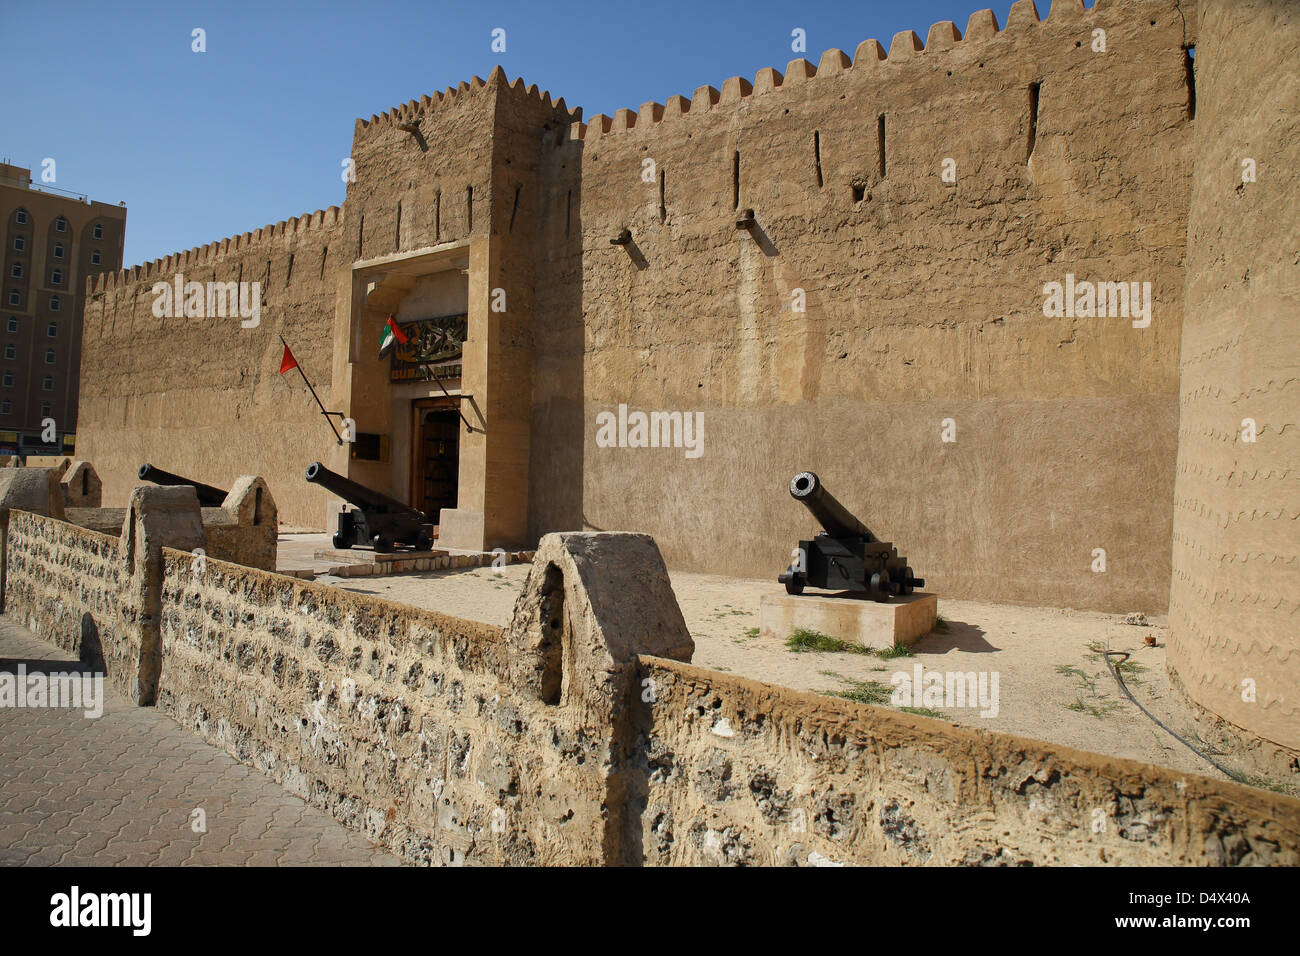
[777,471,924,601]
[304,461,434,553]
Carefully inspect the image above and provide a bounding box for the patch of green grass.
[786,628,872,655]
[876,643,914,659]
[932,614,951,633]
[900,706,946,719]
[742,627,759,639]
[826,679,893,706]
[786,628,914,659]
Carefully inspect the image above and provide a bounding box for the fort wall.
[531,0,1196,610]
[1167,0,1300,754]
[77,207,346,529]
[65,0,1300,751]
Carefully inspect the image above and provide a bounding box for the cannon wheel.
[332,532,350,550]
[373,534,394,554]
[416,530,435,552]
[784,573,805,596]
[899,566,915,596]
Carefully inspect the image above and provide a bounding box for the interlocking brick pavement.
[0,615,401,866]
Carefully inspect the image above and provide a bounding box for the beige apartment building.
[0,161,125,455]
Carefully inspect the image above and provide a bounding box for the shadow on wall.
[529,131,585,538]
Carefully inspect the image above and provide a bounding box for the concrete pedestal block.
[437,507,484,550]
[759,591,938,650]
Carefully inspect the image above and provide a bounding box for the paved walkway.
[0,616,401,866]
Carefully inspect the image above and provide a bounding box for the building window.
[6,292,18,306]
[12,236,24,252]
[0,400,9,415]
[3,345,13,360]
[9,264,21,278]
[47,322,57,337]
[48,296,59,311]
[51,269,62,285]
[54,217,66,232]
[44,349,55,365]
[2,372,12,388]
[92,224,104,240]
[42,376,53,391]
[14,211,27,225]
[91,251,101,265]
[40,402,50,418]
[6,318,16,333]
[53,243,64,260]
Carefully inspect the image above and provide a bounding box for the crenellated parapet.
[352,64,580,141]
[565,0,1150,142]
[85,204,344,295]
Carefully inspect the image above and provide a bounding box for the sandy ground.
[279,533,1280,790]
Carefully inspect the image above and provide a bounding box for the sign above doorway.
[389,313,468,383]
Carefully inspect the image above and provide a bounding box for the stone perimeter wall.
[5,505,1298,865]
[636,658,1296,865]
[2,513,130,689]
[153,553,608,865]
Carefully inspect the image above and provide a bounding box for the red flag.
[279,343,299,374]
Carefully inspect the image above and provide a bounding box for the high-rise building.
[0,161,125,455]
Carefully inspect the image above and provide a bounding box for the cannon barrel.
[788,471,873,539]
[304,461,423,518]
[138,463,229,507]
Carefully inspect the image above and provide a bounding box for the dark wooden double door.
[412,400,460,523]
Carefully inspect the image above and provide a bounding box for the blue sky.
[1,0,1086,266]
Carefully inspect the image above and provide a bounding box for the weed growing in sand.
[1066,696,1122,718]
[787,628,913,659]
[1227,770,1291,795]
[932,614,951,633]
[787,628,871,654]
[1057,657,1126,718]
[900,706,946,718]
[826,679,892,705]
[876,643,914,659]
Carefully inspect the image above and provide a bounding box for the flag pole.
[281,335,345,445]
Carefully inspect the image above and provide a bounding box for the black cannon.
[777,471,924,601]
[138,463,229,507]
[304,461,434,553]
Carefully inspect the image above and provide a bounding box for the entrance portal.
[412,400,460,528]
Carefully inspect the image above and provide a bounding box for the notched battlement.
[569,0,1178,141]
[86,204,344,295]
[353,65,579,139]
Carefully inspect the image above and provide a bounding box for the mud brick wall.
[76,207,346,530]
[634,657,1300,866]
[153,552,614,865]
[1166,0,1300,754]
[526,0,1195,612]
[2,512,132,693]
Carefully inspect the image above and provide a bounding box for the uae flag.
[378,315,408,358]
